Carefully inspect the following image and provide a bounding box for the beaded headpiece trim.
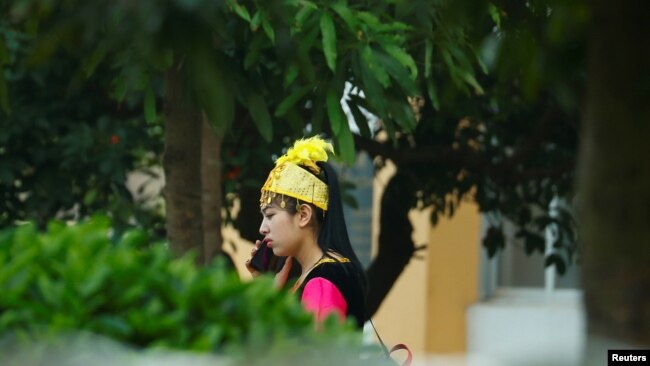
[260,137,333,211]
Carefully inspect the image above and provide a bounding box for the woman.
[245,136,367,328]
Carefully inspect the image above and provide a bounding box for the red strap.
[389,343,413,366]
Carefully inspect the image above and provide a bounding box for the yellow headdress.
[260,136,334,211]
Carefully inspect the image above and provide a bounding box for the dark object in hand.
[250,240,282,273]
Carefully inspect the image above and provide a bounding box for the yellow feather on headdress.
[274,136,334,174]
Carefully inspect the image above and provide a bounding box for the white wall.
[467,288,586,366]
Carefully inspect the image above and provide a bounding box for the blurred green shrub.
[0,217,382,364]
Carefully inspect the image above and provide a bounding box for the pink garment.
[301,277,348,323]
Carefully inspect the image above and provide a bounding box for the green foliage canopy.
[0,19,164,231]
[352,0,586,271]
[4,0,492,163]
[1,0,588,273]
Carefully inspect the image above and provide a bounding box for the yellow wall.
[370,208,431,353]
[424,201,480,353]
[370,162,430,353]
[370,162,481,355]
[223,224,255,280]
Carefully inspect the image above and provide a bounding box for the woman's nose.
[259,221,268,236]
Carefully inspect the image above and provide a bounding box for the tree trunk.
[579,0,650,347]
[201,114,224,265]
[365,170,417,317]
[163,67,204,262]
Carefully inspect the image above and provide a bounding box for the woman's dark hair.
[316,162,368,298]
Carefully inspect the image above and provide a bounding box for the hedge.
[0,216,389,365]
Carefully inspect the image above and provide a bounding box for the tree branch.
[354,108,574,187]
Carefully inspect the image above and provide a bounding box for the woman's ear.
[296,203,313,228]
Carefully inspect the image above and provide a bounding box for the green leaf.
[441,49,470,94]
[250,11,262,31]
[246,92,273,142]
[274,86,310,117]
[37,273,59,305]
[92,315,132,338]
[356,11,382,30]
[79,262,109,297]
[360,46,390,88]
[82,42,109,78]
[112,76,128,102]
[144,87,156,124]
[424,39,433,78]
[488,4,502,29]
[483,227,505,258]
[462,71,485,95]
[191,324,224,351]
[386,99,417,132]
[331,3,357,29]
[357,11,412,32]
[326,89,345,136]
[382,116,396,140]
[118,229,150,248]
[348,94,372,112]
[380,43,417,78]
[193,55,235,136]
[358,56,387,118]
[230,1,251,22]
[83,189,98,206]
[441,49,455,71]
[244,33,267,70]
[473,45,488,74]
[294,4,316,30]
[335,124,355,165]
[517,230,545,255]
[262,16,275,44]
[375,50,418,94]
[545,254,567,275]
[446,46,484,94]
[449,44,473,72]
[427,79,440,110]
[320,12,337,72]
[297,27,320,83]
[283,64,299,88]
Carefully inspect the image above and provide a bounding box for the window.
[479,197,581,298]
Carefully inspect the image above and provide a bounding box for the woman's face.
[259,204,302,257]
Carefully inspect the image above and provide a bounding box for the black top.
[296,258,366,329]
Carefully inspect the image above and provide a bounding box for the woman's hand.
[274,256,293,289]
[246,240,293,288]
[245,240,263,278]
